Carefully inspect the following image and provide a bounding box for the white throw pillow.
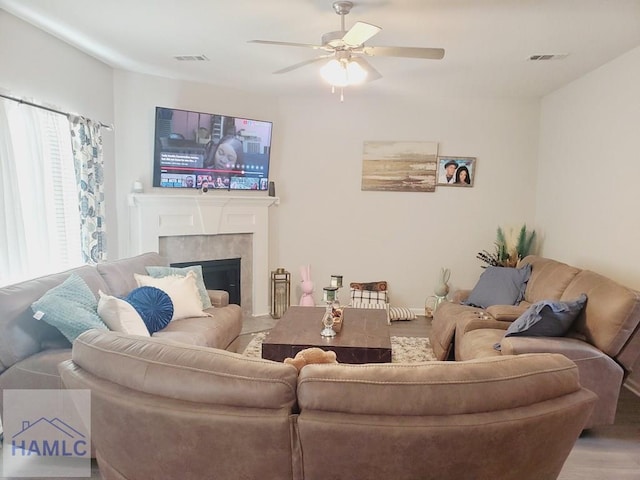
[134,271,210,320]
[97,290,150,337]
[389,306,417,322]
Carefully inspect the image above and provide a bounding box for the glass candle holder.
[330,275,343,288]
[323,286,338,303]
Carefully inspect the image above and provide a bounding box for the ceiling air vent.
[528,53,569,61]
[173,55,209,62]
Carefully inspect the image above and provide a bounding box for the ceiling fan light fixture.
[346,60,367,84]
[320,58,367,87]
[321,59,348,86]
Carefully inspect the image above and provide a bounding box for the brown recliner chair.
[60,329,595,480]
[59,330,299,480]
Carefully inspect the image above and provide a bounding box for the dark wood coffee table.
[261,306,391,364]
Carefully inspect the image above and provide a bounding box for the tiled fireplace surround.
[128,194,279,317]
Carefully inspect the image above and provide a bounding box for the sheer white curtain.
[0,99,82,287]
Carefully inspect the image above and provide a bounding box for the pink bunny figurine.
[300,265,315,307]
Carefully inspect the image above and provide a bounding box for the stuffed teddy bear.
[284,347,338,371]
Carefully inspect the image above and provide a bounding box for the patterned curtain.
[68,115,107,263]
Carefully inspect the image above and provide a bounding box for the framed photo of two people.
[437,156,476,187]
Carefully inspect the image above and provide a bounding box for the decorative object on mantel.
[477,224,536,268]
[299,265,315,307]
[436,156,476,187]
[132,180,144,193]
[270,268,291,318]
[361,141,438,192]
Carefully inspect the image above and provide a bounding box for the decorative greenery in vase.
[477,224,536,268]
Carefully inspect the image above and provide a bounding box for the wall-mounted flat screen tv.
[152,106,272,191]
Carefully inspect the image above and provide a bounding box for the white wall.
[2,11,542,311]
[272,94,540,308]
[112,71,280,259]
[537,45,640,290]
[112,73,540,310]
[0,11,117,256]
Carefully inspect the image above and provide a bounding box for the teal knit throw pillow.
[31,274,107,343]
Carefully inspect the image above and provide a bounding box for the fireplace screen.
[171,258,241,305]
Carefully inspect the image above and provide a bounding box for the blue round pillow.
[125,286,174,334]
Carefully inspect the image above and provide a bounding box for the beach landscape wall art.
[361,141,438,192]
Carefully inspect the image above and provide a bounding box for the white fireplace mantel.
[128,193,279,316]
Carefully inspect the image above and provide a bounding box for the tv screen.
[152,106,272,191]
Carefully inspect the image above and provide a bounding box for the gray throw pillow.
[504,293,588,338]
[463,264,532,309]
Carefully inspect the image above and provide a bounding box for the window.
[0,99,82,287]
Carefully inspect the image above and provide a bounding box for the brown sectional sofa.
[59,329,596,480]
[430,255,640,428]
[0,252,243,415]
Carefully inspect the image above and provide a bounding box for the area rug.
[242,332,437,363]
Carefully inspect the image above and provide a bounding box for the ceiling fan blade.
[350,57,382,82]
[342,21,381,47]
[273,55,332,74]
[249,39,325,51]
[361,46,445,60]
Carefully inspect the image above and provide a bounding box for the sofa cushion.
[504,294,588,338]
[146,265,212,309]
[0,349,70,395]
[464,264,532,309]
[134,272,209,321]
[519,255,580,304]
[457,328,506,360]
[152,304,243,350]
[71,329,297,409]
[31,274,108,343]
[97,290,150,336]
[297,353,583,415]
[0,265,107,374]
[96,252,168,298]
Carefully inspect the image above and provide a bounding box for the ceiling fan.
[249,1,444,98]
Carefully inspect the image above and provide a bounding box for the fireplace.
[128,193,278,317]
[171,258,241,306]
[159,233,252,318]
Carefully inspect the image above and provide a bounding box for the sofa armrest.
[462,318,509,334]
[486,304,529,322]
[500,336,593,357]
[207,290,229,307]
[499,336,625,428]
